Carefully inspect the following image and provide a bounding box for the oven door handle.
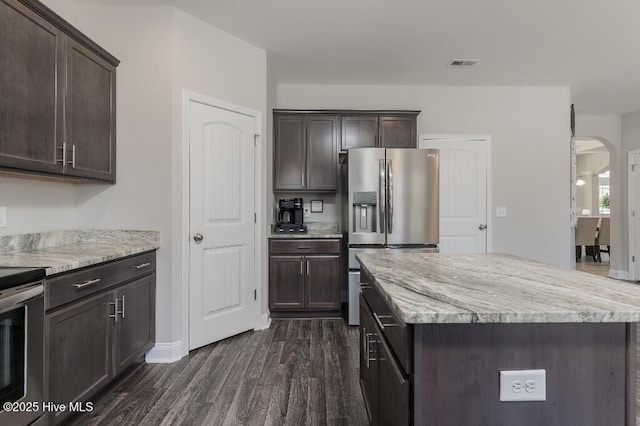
[0,284,44,314]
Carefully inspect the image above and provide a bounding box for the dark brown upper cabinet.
[341,112,419,151]
[0,0,119,183]
[274,113,338,192]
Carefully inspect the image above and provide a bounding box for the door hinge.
[254,212,257,223]
[633,164,636,172]
[254,134,259,146]
[633,210,636,217]
[254,289,257,300]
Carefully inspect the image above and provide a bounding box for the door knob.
[193,232,204,242]
[478,224,487,230]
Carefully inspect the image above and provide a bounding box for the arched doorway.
[574,137,614,276]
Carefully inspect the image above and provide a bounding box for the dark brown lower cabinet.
[45,252,156,424]
[269,239,341,317]
[114,274,156,374]
[359,294,409,426]
[46,292,113,424]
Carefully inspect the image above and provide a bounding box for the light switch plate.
[496,206,507,217]
[0,207,6,227]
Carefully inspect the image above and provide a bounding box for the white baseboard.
[145,341,184,363]
[255,312,271,330]
[609,269,631,280]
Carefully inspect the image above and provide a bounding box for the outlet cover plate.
[496,206,507,217]
[500,369,546,402]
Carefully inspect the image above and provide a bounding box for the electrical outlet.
[496,206,507,217]
[0,207,6,228]
[500,369,546,402]
[304,207,311,218]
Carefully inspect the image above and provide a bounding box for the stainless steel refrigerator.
[342,148,439,325]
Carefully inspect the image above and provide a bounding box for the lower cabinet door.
[306,255,339,309]
[114,274,156,374]
[360,295,379,426]
[378,331,410,426]
[269,255,305,310]
[46,291,114,423]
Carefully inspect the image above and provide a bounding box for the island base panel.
[413,322,635,426]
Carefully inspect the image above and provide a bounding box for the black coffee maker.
[274,198,307,233]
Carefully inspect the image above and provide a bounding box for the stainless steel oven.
[0,269,45,426]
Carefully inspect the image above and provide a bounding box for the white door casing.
[419,136,490,254]
[188,99,259,351]
[629,150,640,281]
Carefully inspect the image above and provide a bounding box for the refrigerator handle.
[387,159,393,233]
[379,159,386,234]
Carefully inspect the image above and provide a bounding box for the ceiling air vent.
[448,59,479,68]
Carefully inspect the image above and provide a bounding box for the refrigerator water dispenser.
[352,192,377,233]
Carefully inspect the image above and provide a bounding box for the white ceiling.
[76,0,640,115]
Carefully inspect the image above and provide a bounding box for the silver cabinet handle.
[73,278,100,289]
[478,224,487,230]
[193,233,204,242]
[387,159,393,233]
[301,173,305,187]
[68,144,76,167]
[57,142,67,164]
[374,312,398,329]
[132,262,151,270]
[297,246,312,250]
[366,333,378,367]
[109,301,118,322]
[121,295,125,319]
[379,159,386,233]
[300,260,303,276]
[306,261,309,275]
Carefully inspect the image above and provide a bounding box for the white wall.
[170,8,268,338]
[576,115,623,275]
[622,111,640,276]
[0,177,77,235]
[31,1,268,349]
[278,84,571,267]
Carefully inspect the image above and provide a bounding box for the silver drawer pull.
[360,284,372,289]
[73,278,100,289]
[109,301,118,322]
[132,262,151,270]
[374,312,398,329]
[297,246,312,250]
[121,295,125,319]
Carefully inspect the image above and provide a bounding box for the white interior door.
[419,138,489,254]
[189,100,257,350]
[629,150,640,280]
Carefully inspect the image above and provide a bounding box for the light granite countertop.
[357,252,640,324]
[0,230,160,275]
[268,222,342,239]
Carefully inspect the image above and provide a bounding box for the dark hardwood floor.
[66,320,368,426]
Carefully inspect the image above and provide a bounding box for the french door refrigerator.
[342,148,439,325]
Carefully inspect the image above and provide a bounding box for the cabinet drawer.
[102,251,156,289]
[360,272,412,373]
[269,239,339,254]
[46,252,155,310]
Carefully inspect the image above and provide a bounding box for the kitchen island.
[357,252,640,426]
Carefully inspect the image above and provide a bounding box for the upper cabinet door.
[0,0,64,174]
[274,114,306,191]
[379,116,416,148]
[306,115,338,191]
[64,38,117,182]
[341,116,378,150]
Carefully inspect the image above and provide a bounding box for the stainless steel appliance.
[342,148,439,325]
[274,198,307,233]
[0,267,46,425]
